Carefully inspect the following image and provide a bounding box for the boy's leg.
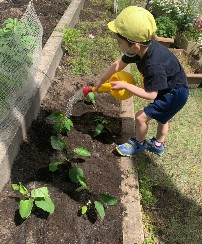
[156,122,168,143]
[116,110,151,156]
[135,110,152,142]
[147,121,168,155]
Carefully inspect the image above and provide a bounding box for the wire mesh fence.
[0,2,43,141]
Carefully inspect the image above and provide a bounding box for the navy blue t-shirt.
[122,41,188,93]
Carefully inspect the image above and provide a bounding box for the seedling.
[86,92,96,105]
[49,147,91,172]
[12,183,55,219]
[50,135,66,151]
[93,116,111,137]
[69,167,91,192]
[68,168,117,220]
[48,111,73,134]
[81,193,118,220]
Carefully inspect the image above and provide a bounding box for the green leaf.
[19,183,29,195]
[50,136,66,150]
[81,205,88,215]
[77,175,88,188]
[73,147,91,157]
[94,201,105,220]
[19,199,34,219]
[99,194,118,206]
[94,124,104,137]
[75,185,86,192]
[53,121,63,133]
[47,111,63,121]
[62,118,73,131]
[31,187,49,199]
[49,161,64,172]
[35,196,55,214]
[88,92,95,104]
[65,152,75,159]
[69,167,84,183]
[12,184,20,191]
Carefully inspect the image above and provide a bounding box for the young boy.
[95,6,189,156]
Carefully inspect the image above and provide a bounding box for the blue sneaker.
[147,138,164,155]
[116,138,147,157]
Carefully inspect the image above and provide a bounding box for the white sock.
[138,141,144,145]
[155,140,162,147]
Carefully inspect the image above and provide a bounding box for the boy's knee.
[135,110,146,124]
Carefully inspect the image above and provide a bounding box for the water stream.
[64,88,84,117]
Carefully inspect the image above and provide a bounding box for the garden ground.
[0,0,202,243]
[0,1,124,243]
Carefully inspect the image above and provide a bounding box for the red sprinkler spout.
[82,85,93,96]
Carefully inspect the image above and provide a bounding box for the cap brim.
[108,20,118,33]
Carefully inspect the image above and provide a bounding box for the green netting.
[0,2,43,122]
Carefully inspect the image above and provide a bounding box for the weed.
[61,25,120,76]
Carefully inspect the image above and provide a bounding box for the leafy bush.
[155,16,177,38]
[150,0,199,33]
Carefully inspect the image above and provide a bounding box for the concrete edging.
[0,0,144,242]
[120,96,144,244]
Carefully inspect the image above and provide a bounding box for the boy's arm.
[111,81,157,100]
[94,59,127,90]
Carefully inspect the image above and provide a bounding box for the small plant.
[81,194,118,220]
[93,116,111,137]
[61,27,83,54]
[86,91,96,105]
[68,167,117,220]
[12,183,55,219]
[69,166,91,192]
[48,111,73,134]
[49,145,91,172]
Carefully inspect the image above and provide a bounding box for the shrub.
[155,16,177,38]
[150,0,200,33]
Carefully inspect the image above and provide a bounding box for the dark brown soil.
[0,1,125,243]
[0,0,69,45]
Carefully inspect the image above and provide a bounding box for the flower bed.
[171,48,202,88]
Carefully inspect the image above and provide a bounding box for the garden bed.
[0,0,69,45]
[171,48,202,88]
[0,0,136,243]
[0,78,124,244]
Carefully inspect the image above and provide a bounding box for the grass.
[61,7,120,76]
[133,82,202,243]
[62,0,202,242]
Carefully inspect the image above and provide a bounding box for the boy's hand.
[110,81,127,90]
[94,80,103,91]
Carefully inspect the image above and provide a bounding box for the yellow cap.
[108,6,157,42]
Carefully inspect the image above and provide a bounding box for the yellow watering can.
[82,71,136,100]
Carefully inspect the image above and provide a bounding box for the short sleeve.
[121,54,140,64]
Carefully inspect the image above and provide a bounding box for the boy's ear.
[134,43,141,51]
